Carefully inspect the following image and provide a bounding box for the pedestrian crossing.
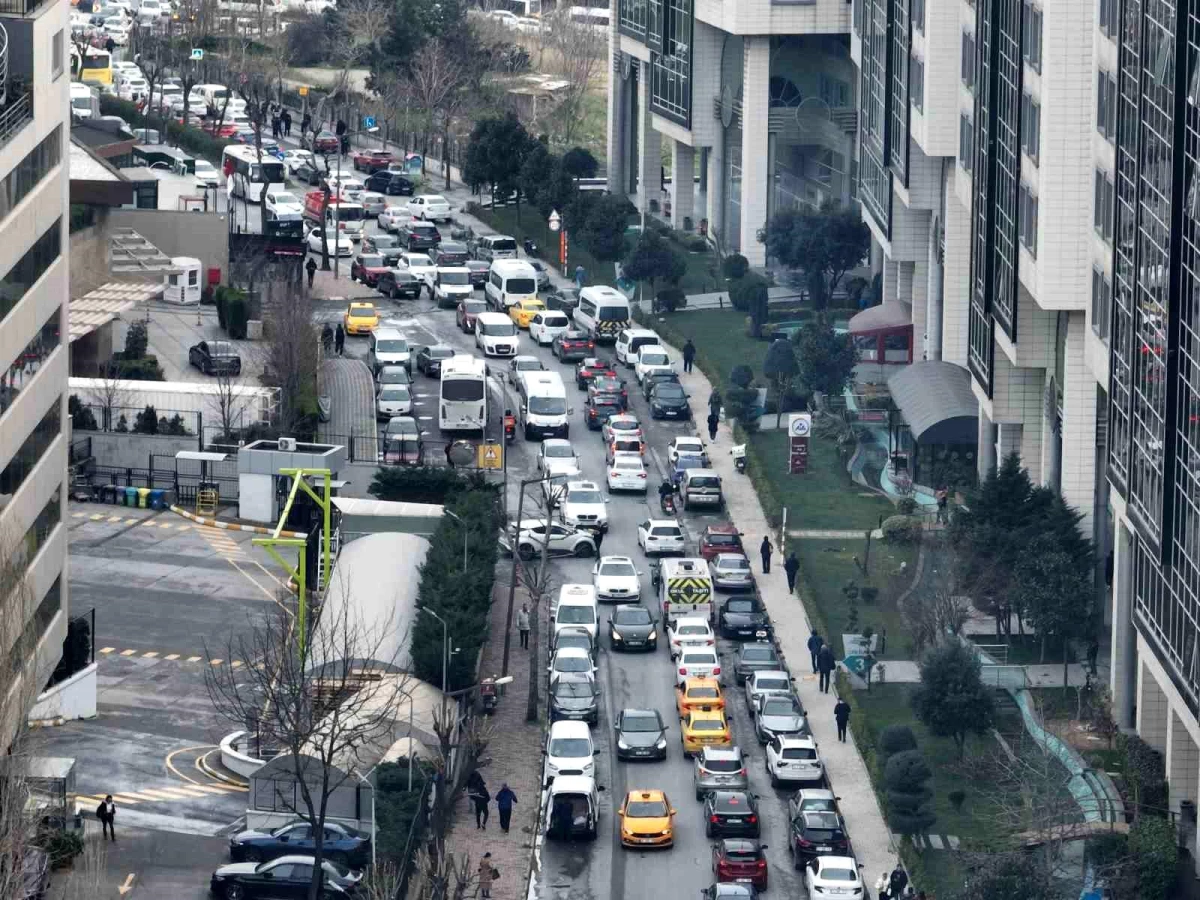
[893,832,960,850]
[98,646,243,668]
[72,781,248,812]
[72,511,193,530]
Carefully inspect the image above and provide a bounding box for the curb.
[169,505,306,538]
[197,749,250,789]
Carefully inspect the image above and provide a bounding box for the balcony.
[0,22,32,151]
[712,96,858,140]
[0,0,50,15]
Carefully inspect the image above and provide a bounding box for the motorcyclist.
[503,408,516,437]
[658,478,675,503]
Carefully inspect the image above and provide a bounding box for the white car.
[281,148,314,175]
[194,159,220,188]
[336,180,366,203]
[408,194,452,221]
[636,518,686,555]
[537,439,581,479]
[545,720,595,778]
[667,436,709,466]
[375,385,413,420]
[765,735,823,785]
[592,555,641,602]
[804,856,865,899]
[111,60,141,78]
[560,480,608,532]
[634,345,674,384]
[529,311,571,346]
[607,455,647,493]
[675,648,721,686]
[117,79,148,102]
[549,646,598,684]
[397,251,437,281]
[744,670,794,711]
[305,228,353,257]
[601,413,643,444]
[378,206,411,232]
[264,188,303,218]
[666,616,715,658]
[500,519,597,559]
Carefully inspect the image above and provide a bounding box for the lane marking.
[142,652,158,658]
[100,647,115,654]
[187,656,202,662]
[209,659,223,666]
[120,649,136,657]
[165,654,180,661]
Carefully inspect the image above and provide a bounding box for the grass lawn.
[651,308,772,387]
[795,539,916,661]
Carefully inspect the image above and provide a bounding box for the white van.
[517,370,571,440]
[485,259,539,311]
[474,312,520,357]
[475,234,519,262]
[70,82,96,120]
[615,328,661,366]
[368,327,412,375]
[196,84,230,112]
[573,286,632,343]
[553,583,598,641]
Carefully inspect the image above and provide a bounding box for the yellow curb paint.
[142,652,158,658]
[209,659,223,666]
[230,661,243,669]
[187,656,202,662]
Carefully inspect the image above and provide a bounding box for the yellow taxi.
[676,676,725,720]
[617,789,676,848]
[343,302,379,335]
[508,297,546,329]
[680,707,732,757]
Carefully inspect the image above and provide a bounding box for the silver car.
[693,746,749,800]
[743,670,794,712]
[754,693,809,743]
[710,553,755,592]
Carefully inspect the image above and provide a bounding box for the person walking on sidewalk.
[817,644,836,693]
[575,264,586,288]
[889,866,909,899]
[306,256,317,290]
[707,411,719,441]
[496,783,518,833]
[282,109,292,137]
[759,536,772,574]
[478,853,498,899]
[518,604,531,649]
[834,697,851,742]
[875,872,891,900]
[1087,636,1099,676]
[470,781,491,829]
[807,629,824,673]
[708,389,722,418]
[682,339,696,373]
[935,486,949,525]
[334,323,345,355]
[301,111,312,137]
[96,795,116,841]
[784,551,799,593]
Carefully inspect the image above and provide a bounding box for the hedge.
[99,96,228,164]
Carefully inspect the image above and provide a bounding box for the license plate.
[638,837,657,844]
[755,630,768,638]
[634,749,651,755]
[817,846,831,852]
[735,878,753,883]
[724,817,742,824]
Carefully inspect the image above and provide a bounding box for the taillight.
[747,815,757,824]
[706,639,715,645]
[709,815,719,824]
[756,859,767,868]
[797,837,813,848]
[739,768,747,776]
[713,666,721,675]
[679,667,687,675]
[638,472,647,478]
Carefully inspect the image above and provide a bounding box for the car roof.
[740,642,776,652]
[620,706,660,718]
[713,553,750,564]
[719,838,762,852]
[704,523,740,535]
[543,439,575,450]
[750,670,791,682]
[599,555,634,565]
[815,856,859,870]
[566,480,598,490]
[674,436,704,445]
[549,719,591,737]
[688,708,726,722]
[778,735,817,748]
[683,676,721,689]
[625,788,667,801]
[700,745,742,760]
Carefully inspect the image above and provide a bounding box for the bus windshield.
[251,162,286,183]
[83,55,111,70]
[331,205,364,222]
[442,380,484,402]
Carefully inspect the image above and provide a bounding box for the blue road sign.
[362,116,376,129]
[843,654,876,677]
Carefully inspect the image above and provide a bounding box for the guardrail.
[979,664,1032,690]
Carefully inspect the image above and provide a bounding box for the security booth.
[237,440,347,524]
[0,756,77,831]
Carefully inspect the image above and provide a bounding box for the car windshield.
[489,238,518,252]
[756,677,790,692]
[376,339,407,352]
[719,558,750,571]
[557,607,594,625]
[702,756,741,773]
[371,235,400,247]
[273,192,298,204]
[555,656,590,672]
[687,685,719,698]
[385,420,417,436]
[727,600,757,613]
[334,205,364,222]
[782,746,817,760]
[546,314,569,326]
[506,277,536,294]
[404,254,431,266]
[600,561,637,578]
[820,868,857,882]
[692,719,724,731]
[762,698,801,716]
[682,653,715,665]
[641,351,668,365]
[612,608,651,626]
[555,680,594,698]
[427,347,453,359]
[530,397,566,415]
[349,306,374,317]
[708,533,739,545]
[678,624,709,636]
[482,321,517,336]
[463,301,486,314]
[439,271,470,285]
[715,796,750,812]
[568,489,602,504]
[690,476,721,488]
[655,385,686,398]
[627,799,668,816]
[724,847,762,862]
[614,459,642,471]
[742,647,776,661]
[209,342,236,356]
[545,445,574,458]
[802,811,840,831]
[651,526,682,537]
[379,387,410,400]
[622,713,660,731]
[548,737,591,758]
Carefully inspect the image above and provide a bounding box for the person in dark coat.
[834,697,851,742]
[707,411,719,441]
[306,256,317,289]
[282,109,292,137]
[806,630,824,673]
[817,644,836,693]
[759,536,772,574]
[682,339,696,373]
[96,795,116,840]
[470,782,491,829]
[334,323,345,355]
[105,36,116,54]
[301,111,312,137]
[784,551,800,593]
[496,783,518,833]
[889,866,909,898]
[708,389,722,417]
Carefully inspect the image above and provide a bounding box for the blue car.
[672,454,707,489]
[227,820,371,867]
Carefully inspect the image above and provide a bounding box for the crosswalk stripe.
[99,647,115,654]
[125,519,138,525]
[164,654,180,660]
[90,514,104,520]
[107,516,122,523]
[160,523,173,529]
[72,512,85,518]
[209,659,223,666]
[119,649,136,657]
[187,656,202,662]
[185,784,238,795]
[135,788,195,800]
[230,661,243,669]
[142,652,158,658]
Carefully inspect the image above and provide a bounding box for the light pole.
[324,124,380,278]
[442,509,469,572]
[420,607,450,700]
[548,209,567,279]
[351,768,377,868]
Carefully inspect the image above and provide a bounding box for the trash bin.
[137,488,151,509]
[124,487,138,507]
[100,485,115,504]
[148,489,166,510]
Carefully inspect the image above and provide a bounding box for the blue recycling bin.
[148,489,166,510]
[124,487,138,507]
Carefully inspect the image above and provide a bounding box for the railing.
[980,664,1031,690]
[0,90,32,150]
[972,642,1010,665]
[0,0,47,15]
[68,436,92,467]
[0,22,7,107]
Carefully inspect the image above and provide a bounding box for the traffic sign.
[362,115,376,129]
[843,653,877,677]
[298,86,309,96]
[788,413,811,474]
[788,413,812,437]
[477,441,503,470]
[190,48,204,60]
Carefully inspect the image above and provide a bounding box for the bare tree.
[411,841,479,900]
[404,40,468,185]
[904,567,972,658]
[208,370,252,443]
[261,283,319,434]
[541,10,605,145]
[86,361,128,432]
[305,0,391,145]
[204,591,411,900]
[53,838,109,900]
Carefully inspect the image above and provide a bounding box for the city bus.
[222,144,286,203]
[70,47,113,87]
[439,355,489,433]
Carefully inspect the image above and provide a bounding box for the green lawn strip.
[649,308,772,384]
[793,540,916,661]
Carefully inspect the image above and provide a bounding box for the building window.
[912,0,924,31]
[0,402,61,500]
[52,30,64,80]
[0,221,62,336]
[962,32,976,91]
[960,114,974,171]
[0,128,62,227]
[1094,169,1114,242]
[1022,2,1042,72]
[819,74,850,108]
[1097,0,1118,38]
[0,312,60,420]
[1092,268,1112,341]
[6,577,61,678]
[1019,183,1038,256]
[1097,69,1118,141]
[911,57,925,112]
[618,0,648,41]
[648,0,693,127]
[1020,92,1040,163]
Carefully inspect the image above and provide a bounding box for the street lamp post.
[420,607,450,700]
[548,209,567,279]
[442,509,469,572]
[321,124,380,278]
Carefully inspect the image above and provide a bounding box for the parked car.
[716,595,772,641]
[377,206,411,232]
[649,381,691,419]
[312,130,339,152]
[408,194,452,221]
[228,821,371,866]
[365,169,416,195]
[789,808,849,864]
[350,252,390,287]
[377,269,423,300]
[352,149,393,172]
[607,604,656,651]
[733,642,782,685]
[549,671,599,724]
[642,368,682,401]
[698,524,744,561]
[803,856,865,899]
[430,241,470,267]
[211,855,363,898]
[754,693,808,744]
[710,554,755,593]
[456,298,487,333]
[398,220,441,251]
[188,340,241,376]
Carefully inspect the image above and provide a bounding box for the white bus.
[222,144,286,203]
[439,355,489,433]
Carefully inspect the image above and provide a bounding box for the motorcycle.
[504,416,516,444]
[479,677,498,715]
[523,237,539,257]
[659,491,676,516]
[731,443,747,474]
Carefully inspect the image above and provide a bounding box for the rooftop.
[69,283,164,343]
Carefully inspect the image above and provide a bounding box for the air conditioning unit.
[277,437,297,451]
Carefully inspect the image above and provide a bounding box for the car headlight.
[611,629,622,640]
[655,737,667,749]
[617,739,629,750]
[648,630,657,641]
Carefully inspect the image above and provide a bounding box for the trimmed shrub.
[124,321,149,359]
[896,497,917,515]
[1129,816,1178,899]
[68,395,98,431]
[134,405,159,435]
[722,254,750,281]
[369,466,494,505]
[884,749,936,834]
[656,286,686,312]
[881,515,922,544]
[226,294,249,339]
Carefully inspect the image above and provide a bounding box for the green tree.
[949,853,1059,900]
[792,314,857,398]
[623,229,687,302]
[911,640,995,759]
[134,404,159,435]
[722,253,749,281]
[883,749,936,834]
[576,193,633,263]
[462,113,532,218]
[761,202,870,309]
[561,146,598,180]
[762,338,800,427]
[124,321,149,359]
[725,365,759,432]
[730,273,770,335]
[1012,546,1093,674]
[1129,816,1178,900]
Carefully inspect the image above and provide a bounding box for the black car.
[733,642,782,685]
[293,160,325,186]
[188,339,241,376]
[398,221,441,250]
[590,376,628,410]
[377,269,423,300]
[789,809,850,863]
[614,707,668,760]
[642,369,681,400]
[717,596,772,641]
[550,672,600,723]
[415,344,455,376]
[430,241,470,267]
[585,395,623,430]
[553,329,594,362]
[650,381,691,419]
[703,790,761,838]
[545,287,581,312]
[608,605,657,651]
[211,855,363,898]
[465,258,490,287]
[365,170,415,195]
[228,821,370,866]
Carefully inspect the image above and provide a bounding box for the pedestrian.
[496,783,518,833]
[518,603,531,649]
[306,256,317,290]
[301,111,312,137]
[478,853,498,899]
[334,323,345,355]
[708,388,722,418]
[470,782,491,829]
[935,486,949,524]
[806,629,824,673]
[282,110,292,137]
[817,644,836,693]
[574,264,586,288]
[271,113,280,139]
[105,36,116,54]
[834,696,851,742]
[759,536,772,574]
[1087,636,1099,676]
[784,551,800,593]
[875,872,891,900]
[591,528,604,554]
[889,865,909,898]
[321,323,333,353]
[335,118,347,138]
[707,411,719,441]
[96,795,116,841]
[682,339,696,373]
[467,769,486,797]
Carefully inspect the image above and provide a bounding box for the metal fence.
[87,461,241,505]
[319,431,507,471]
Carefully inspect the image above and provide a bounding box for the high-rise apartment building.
[0,0,71,752]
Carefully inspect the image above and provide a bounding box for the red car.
[353,149,394,172]
[313,130,339,153]
[698,524,744,561]
[456,298,487,333]
[206,122,239,138]
[350,253,390,288]
[553,330,594,362]
[712,839,768,891]
[575,357,618,389]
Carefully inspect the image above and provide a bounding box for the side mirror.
[759,845,769,851]
[597,785,606,792]
[670,808,678,815]
[593,748,600,755]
